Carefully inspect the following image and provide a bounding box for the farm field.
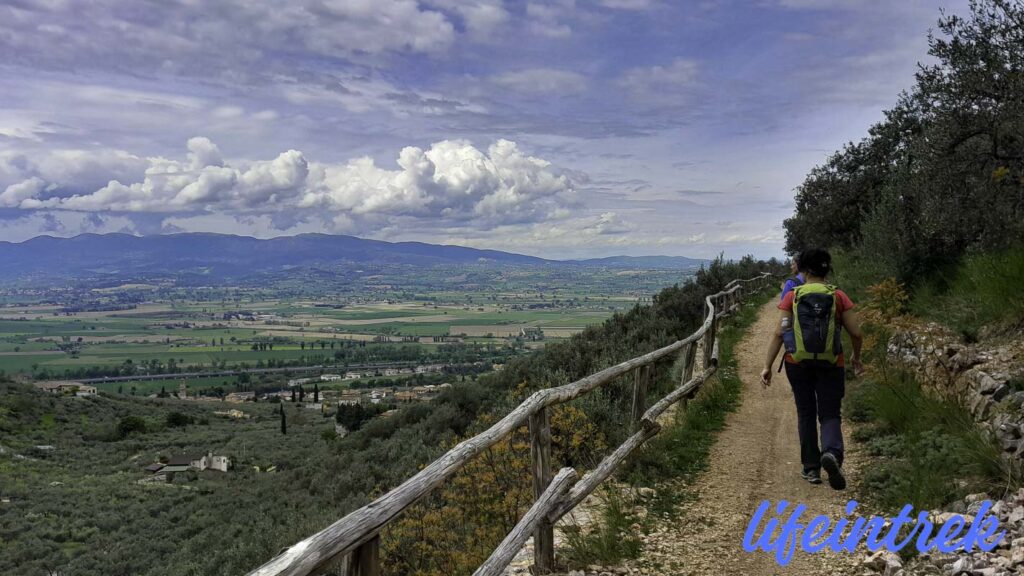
[0,266,694,383]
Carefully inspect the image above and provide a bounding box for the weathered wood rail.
[248,272,775,576]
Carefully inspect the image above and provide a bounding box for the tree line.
[784,0,1024,287]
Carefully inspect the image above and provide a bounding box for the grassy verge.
[559,290,770,568]
[833,244,1024,343]
[560,485,644,567]
[909,244,1024,342]
[847,366,1014,512]
[845,364,1019,567]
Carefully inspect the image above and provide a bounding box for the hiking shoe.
[801,468,822,484]
[820,453,846,490]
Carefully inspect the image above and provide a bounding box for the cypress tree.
[279,403,287,435]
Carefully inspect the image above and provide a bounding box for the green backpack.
[789,283,842,365]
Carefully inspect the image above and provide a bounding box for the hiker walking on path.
[780,258,804,300]
[760,249,863,490]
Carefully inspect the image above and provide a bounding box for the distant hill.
[0,232,549,280]
[0,233,707,283]
[574,255,707,270]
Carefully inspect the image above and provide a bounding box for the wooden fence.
[248,272,776,576]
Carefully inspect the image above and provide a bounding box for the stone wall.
[888,322,1024,464]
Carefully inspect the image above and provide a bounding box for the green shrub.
[165,411,193,428]
[116,415,147,438]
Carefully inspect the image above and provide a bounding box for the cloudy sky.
[0,0,964,259]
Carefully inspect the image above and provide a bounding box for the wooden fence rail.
[248,272,775,576]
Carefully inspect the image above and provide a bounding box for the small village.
[32,380,98,397]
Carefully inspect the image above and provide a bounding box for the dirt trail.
[633,299,862,576]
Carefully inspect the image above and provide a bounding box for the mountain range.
[0,233,707,283]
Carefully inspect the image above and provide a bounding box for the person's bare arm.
[760,310,790,386]
[842,309,864,375]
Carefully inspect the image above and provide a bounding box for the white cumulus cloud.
[0,177,47,208]
[303,139,572,225]
[1,138,575,230]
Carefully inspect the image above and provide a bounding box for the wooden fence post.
[678,342,691,387]
[530,407,554,574]
[677,343,691,410]
[345,534,380,576]
[631,365,649,431]
[703,315,717,369]
[683,341,697,383]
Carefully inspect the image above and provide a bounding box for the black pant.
[784,362,845,471]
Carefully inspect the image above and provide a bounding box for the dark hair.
[797,248,832,278]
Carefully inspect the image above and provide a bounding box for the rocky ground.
[861,490,1024,576]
